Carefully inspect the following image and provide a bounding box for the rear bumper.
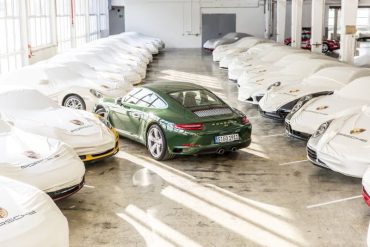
[48,177,85,201]
[171,139,251,155]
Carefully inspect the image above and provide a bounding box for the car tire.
[147,124,175,161]
[63,95,86,110]
[322,43,329,53]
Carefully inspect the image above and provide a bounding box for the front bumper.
[80,129,120,163]
[258,106,289,122]
[48,177,85,201]
[285,121,311,140]
[307,145,330,169]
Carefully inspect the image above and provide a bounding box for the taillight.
[241,116,249,125]
[362,187,370,207]
[175,123,203,131]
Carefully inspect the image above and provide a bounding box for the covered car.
[0,117,85,200]
[115,32,164,54]
[95,82,252,160]
[212,37,265,62]
[285,76,370,140]
[203,32,251,51]
[237,58,342,105]
[0,89,119,163]
[228,42,290,81]
[203,33,251,51]
[236,51,322,85]
[259,67,370,122]
[306,107,370,178]
[0,64,127,111]
[0,176,69,247]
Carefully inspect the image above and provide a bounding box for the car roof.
[142,81,205,94]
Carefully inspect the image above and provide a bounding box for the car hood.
[311,111,370,168]
[0,176,69,247]
[290,95,368,134]
[259,82,339,112]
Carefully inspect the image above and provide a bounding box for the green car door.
[108,88,167,141]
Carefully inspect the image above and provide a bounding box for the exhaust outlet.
[217,149,225,155]
[231,147,237,152]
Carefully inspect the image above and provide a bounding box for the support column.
[311,0,325,53]
[276,0,287,43]
[340,0,358,64]
[291,0,303,48]
[265,0,272,39]
[333,8,338,40]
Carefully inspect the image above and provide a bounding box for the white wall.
[123,0,265,48]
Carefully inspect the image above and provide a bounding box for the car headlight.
[290,95,313,114]
[312,121,332,138]
[267,81,281,91]
[90,89,103,98]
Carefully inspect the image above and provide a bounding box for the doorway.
[109,6,125,35]
[201,14,236,46]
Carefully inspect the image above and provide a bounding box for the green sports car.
[94,81,252,160]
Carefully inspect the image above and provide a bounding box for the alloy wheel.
[147,127,164,159]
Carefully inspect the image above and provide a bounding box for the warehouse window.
[27,0,52,49]
[88,0,99,41]
[99,0,108,33]
[75,0,88,47]
[56,0,72,52]
[0,0,23,74]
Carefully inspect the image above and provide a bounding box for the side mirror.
[115,97,123,106]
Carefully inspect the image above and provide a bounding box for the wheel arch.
[62,93,84,106]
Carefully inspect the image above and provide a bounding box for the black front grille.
[256,96,263,102]
[307,146,317,161]
[48,177,85,201]
[285,122,311,140]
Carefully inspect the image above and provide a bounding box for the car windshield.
[169,89,224,108]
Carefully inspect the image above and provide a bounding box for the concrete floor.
[58,49,370,247]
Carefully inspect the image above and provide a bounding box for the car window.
[169,89,224,108]
[123,88,167,109]
[302,33,311,40]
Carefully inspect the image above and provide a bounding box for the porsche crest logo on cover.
[24,150,41,159]
[70,120,84,126]
[0,207,8,218]
[350,128,366,135]
[316,105,329,111]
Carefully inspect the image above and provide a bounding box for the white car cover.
[228,43,283,80]
[238,58,343,104]
[307,106,370,177]
[259,67,370,114]
[0,89,117,157]
[212,37,266,62]
[286,76,370,136]
[0,176,69,247]
[236,51,324,86]
[0,117,85,196]
[219,40,274,68]
[0,64,124,111]
[203,32,250,50]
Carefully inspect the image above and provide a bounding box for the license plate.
[214,134,240,143]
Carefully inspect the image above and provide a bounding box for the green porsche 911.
[94,82,252,160]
